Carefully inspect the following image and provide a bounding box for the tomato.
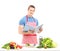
[10,42,16,46]
[16,45,22,49]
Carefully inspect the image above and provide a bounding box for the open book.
[23,24,43,33]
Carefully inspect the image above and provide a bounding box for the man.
[18,5,43,46]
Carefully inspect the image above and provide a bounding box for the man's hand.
[38,28,43,33]
[28,30,35,33]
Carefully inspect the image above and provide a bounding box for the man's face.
[28,7,35,16]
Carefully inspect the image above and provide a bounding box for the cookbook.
[23,24,43,33]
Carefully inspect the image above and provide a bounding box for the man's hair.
[28,5,35,10]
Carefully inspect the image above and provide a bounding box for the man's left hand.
[38,28,43,33]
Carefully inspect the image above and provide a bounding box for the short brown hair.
[28,5,35,10]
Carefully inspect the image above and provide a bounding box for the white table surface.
[0,47,60,51]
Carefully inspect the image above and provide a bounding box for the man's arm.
[18,25,34,34]
[18,25,23,34]
[37,24,43,33]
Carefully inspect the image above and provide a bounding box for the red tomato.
[16,45,22,49]
[10,42,16,46]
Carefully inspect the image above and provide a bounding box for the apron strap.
[26,15,35,22]
[26,15,28,22]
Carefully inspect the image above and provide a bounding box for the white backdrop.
[0,0,60,50]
